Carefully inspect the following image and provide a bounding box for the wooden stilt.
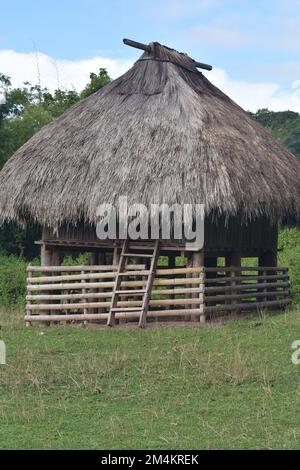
[225,251,241,315]
[169,254,176,311]
[259,250,278,305]
[40,243,52,326]
[89,252,98,314]
[50,248,60,323]
[205,257,217,307]
[192,250,205,323]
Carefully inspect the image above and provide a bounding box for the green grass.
[0,308,300,450]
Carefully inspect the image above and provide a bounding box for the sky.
[0,0,300,112]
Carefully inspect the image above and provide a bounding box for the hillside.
[251,109,300,159]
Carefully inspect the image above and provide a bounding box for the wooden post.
[50,248,60,322]
[81,270,88,326]
[259,250,278,304]
[41,244,52,266]
[169,254,176,311]
[192,250,205,322]
[225,251,241,315]
[51,250,60,267]
[90,252,98,314]
[40,243,52,325]
[204,256,217,307]
[112,247,121,324]
[185,253,193,320]
[98,251,106,314]
[26,268,32,327]
[113,247,120,266]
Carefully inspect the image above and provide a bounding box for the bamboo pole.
[206,299,290,314]
[24,308,204,323]
[40,243,52,325]
[27,297,209,311]
[26,286,204,301]
[27,264,146,272]
[27,287,288,305]
[205,274,288,283]
[192,250,204,322]
[199,268,206,324]
[27,276,205,291]
[26,269,32,327]
[25,298,290,324]
[81,270,88,325]
[205,281,289,293]
[205,266,287,272]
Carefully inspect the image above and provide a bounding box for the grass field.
[0,309,300,450]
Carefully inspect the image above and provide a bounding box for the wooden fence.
[204,266,290,318]
[24,265,290,325]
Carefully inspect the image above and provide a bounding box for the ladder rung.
[111,307,142,312]
[115,289,146,294]
[119,270,150,276]
[128,244,156,251]
[124,253,153,258]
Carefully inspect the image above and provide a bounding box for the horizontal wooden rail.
[25,308,202,323]
[27,277,205,291]
[205,281,290,293]
[26,287,204,302]
[205,290,290,304]
[205,274,288,283]
[205,266,288,272]
[27,264,146,272]
[26,297,204,311]
[206,299,290,314]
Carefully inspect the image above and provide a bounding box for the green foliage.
[62,252,90,266]
[80,69,111,99]
[278,228,300,304]
[0,255,26,308]
[0,69,111,259]
[0,222,41,259]
[251,109,300,159]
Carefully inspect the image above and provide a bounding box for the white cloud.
[206,67,300,113]
[0,49,300,113]
[0,49,134,92]
[183,24,247,48]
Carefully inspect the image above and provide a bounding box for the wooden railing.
[205,266,290,317]
[25,265,205,324]
[24,265,290,325]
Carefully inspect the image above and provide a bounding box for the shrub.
[0,255,27,308]
[278,228,300,304]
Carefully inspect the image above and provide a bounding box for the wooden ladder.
[107,239,160,328]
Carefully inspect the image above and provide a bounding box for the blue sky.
[1,0,300,111]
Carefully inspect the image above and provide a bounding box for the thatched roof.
[0,41,299,228]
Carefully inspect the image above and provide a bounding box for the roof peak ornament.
[123,38,213,71]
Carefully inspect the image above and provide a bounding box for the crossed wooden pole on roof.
[123,38,213,71]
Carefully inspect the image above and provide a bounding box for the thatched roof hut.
[3,39,298,326]
[0,41,299,232]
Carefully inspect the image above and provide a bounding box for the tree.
[0,68,111,258]
[80,68,111,99]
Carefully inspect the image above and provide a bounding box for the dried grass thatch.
[0,41,299,229]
